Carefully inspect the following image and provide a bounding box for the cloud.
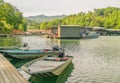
[4,0,120,16]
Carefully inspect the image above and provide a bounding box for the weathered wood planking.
[0,53,29,83]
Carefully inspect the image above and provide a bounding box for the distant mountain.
[25,14,66,22]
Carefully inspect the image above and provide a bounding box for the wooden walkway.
[0,53,29,83]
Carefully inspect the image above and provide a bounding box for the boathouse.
[57,25,81,39]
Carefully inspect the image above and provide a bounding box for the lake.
[0,36,120,83]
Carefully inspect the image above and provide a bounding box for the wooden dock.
[0,53,29,83]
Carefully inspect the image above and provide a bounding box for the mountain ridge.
[25,14,66,22]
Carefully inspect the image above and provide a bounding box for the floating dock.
[0,53,29,83]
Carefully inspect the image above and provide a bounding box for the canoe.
[0,49,59,59]
[22,55,73,77]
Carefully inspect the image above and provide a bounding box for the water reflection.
[29,63,74,83]
[6,57,33,68]
[66,36,120,83]
[29,76,58,83]
[1,36,120,83]
[56,63,74,83]
[0,36,22,46]
[0,36,31,68]
[54,39,81,56]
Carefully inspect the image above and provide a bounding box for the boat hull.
[52,58,72,75]
[7,51,59,59]
[0,49,59,59]
[22,56,73,77]
[84,35,99,38]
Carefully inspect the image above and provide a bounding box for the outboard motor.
[58,48,65,58]
[23,43,28,47]
[52,45,60,51]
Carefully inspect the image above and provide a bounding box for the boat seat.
[43,49,51,52]
[60,57,69,61]
[44,57,56,61]
[44,57,69,61]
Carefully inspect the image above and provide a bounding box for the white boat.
[81,31,99,39]
[22,55,73,77]
[85,32,99,38]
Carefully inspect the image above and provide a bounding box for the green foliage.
[27,20,40,30]
[0,2,27,33]
[26,15,66,22]
[40,22,49,30]
[38,7,120,29]
[0,0,4,3]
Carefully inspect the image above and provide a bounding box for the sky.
[4,0,120,17]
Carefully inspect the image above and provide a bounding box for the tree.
[28,7,120,30]
[0,2,26,33]
[0,0,4,3]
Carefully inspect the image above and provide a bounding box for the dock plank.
[0,53,29,83]
[0,72,5,83]
[0,57,23,82]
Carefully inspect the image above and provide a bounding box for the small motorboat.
[22,55,73,77]
[81,31,99,39]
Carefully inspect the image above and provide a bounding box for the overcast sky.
[4,0,120,17]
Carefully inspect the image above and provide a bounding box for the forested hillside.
[0,0,27,33]
[26,15,66,22]
[39,7,120,29]
[0,0,120,33]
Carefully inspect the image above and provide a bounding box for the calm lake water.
[0,36,120,83]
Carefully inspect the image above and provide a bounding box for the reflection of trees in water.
[56,63,74,83]
[6,57,33,68]
[29,63,74,83]
[0,36,22,46]
[29,76,58,83]
[58,39,81,56]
